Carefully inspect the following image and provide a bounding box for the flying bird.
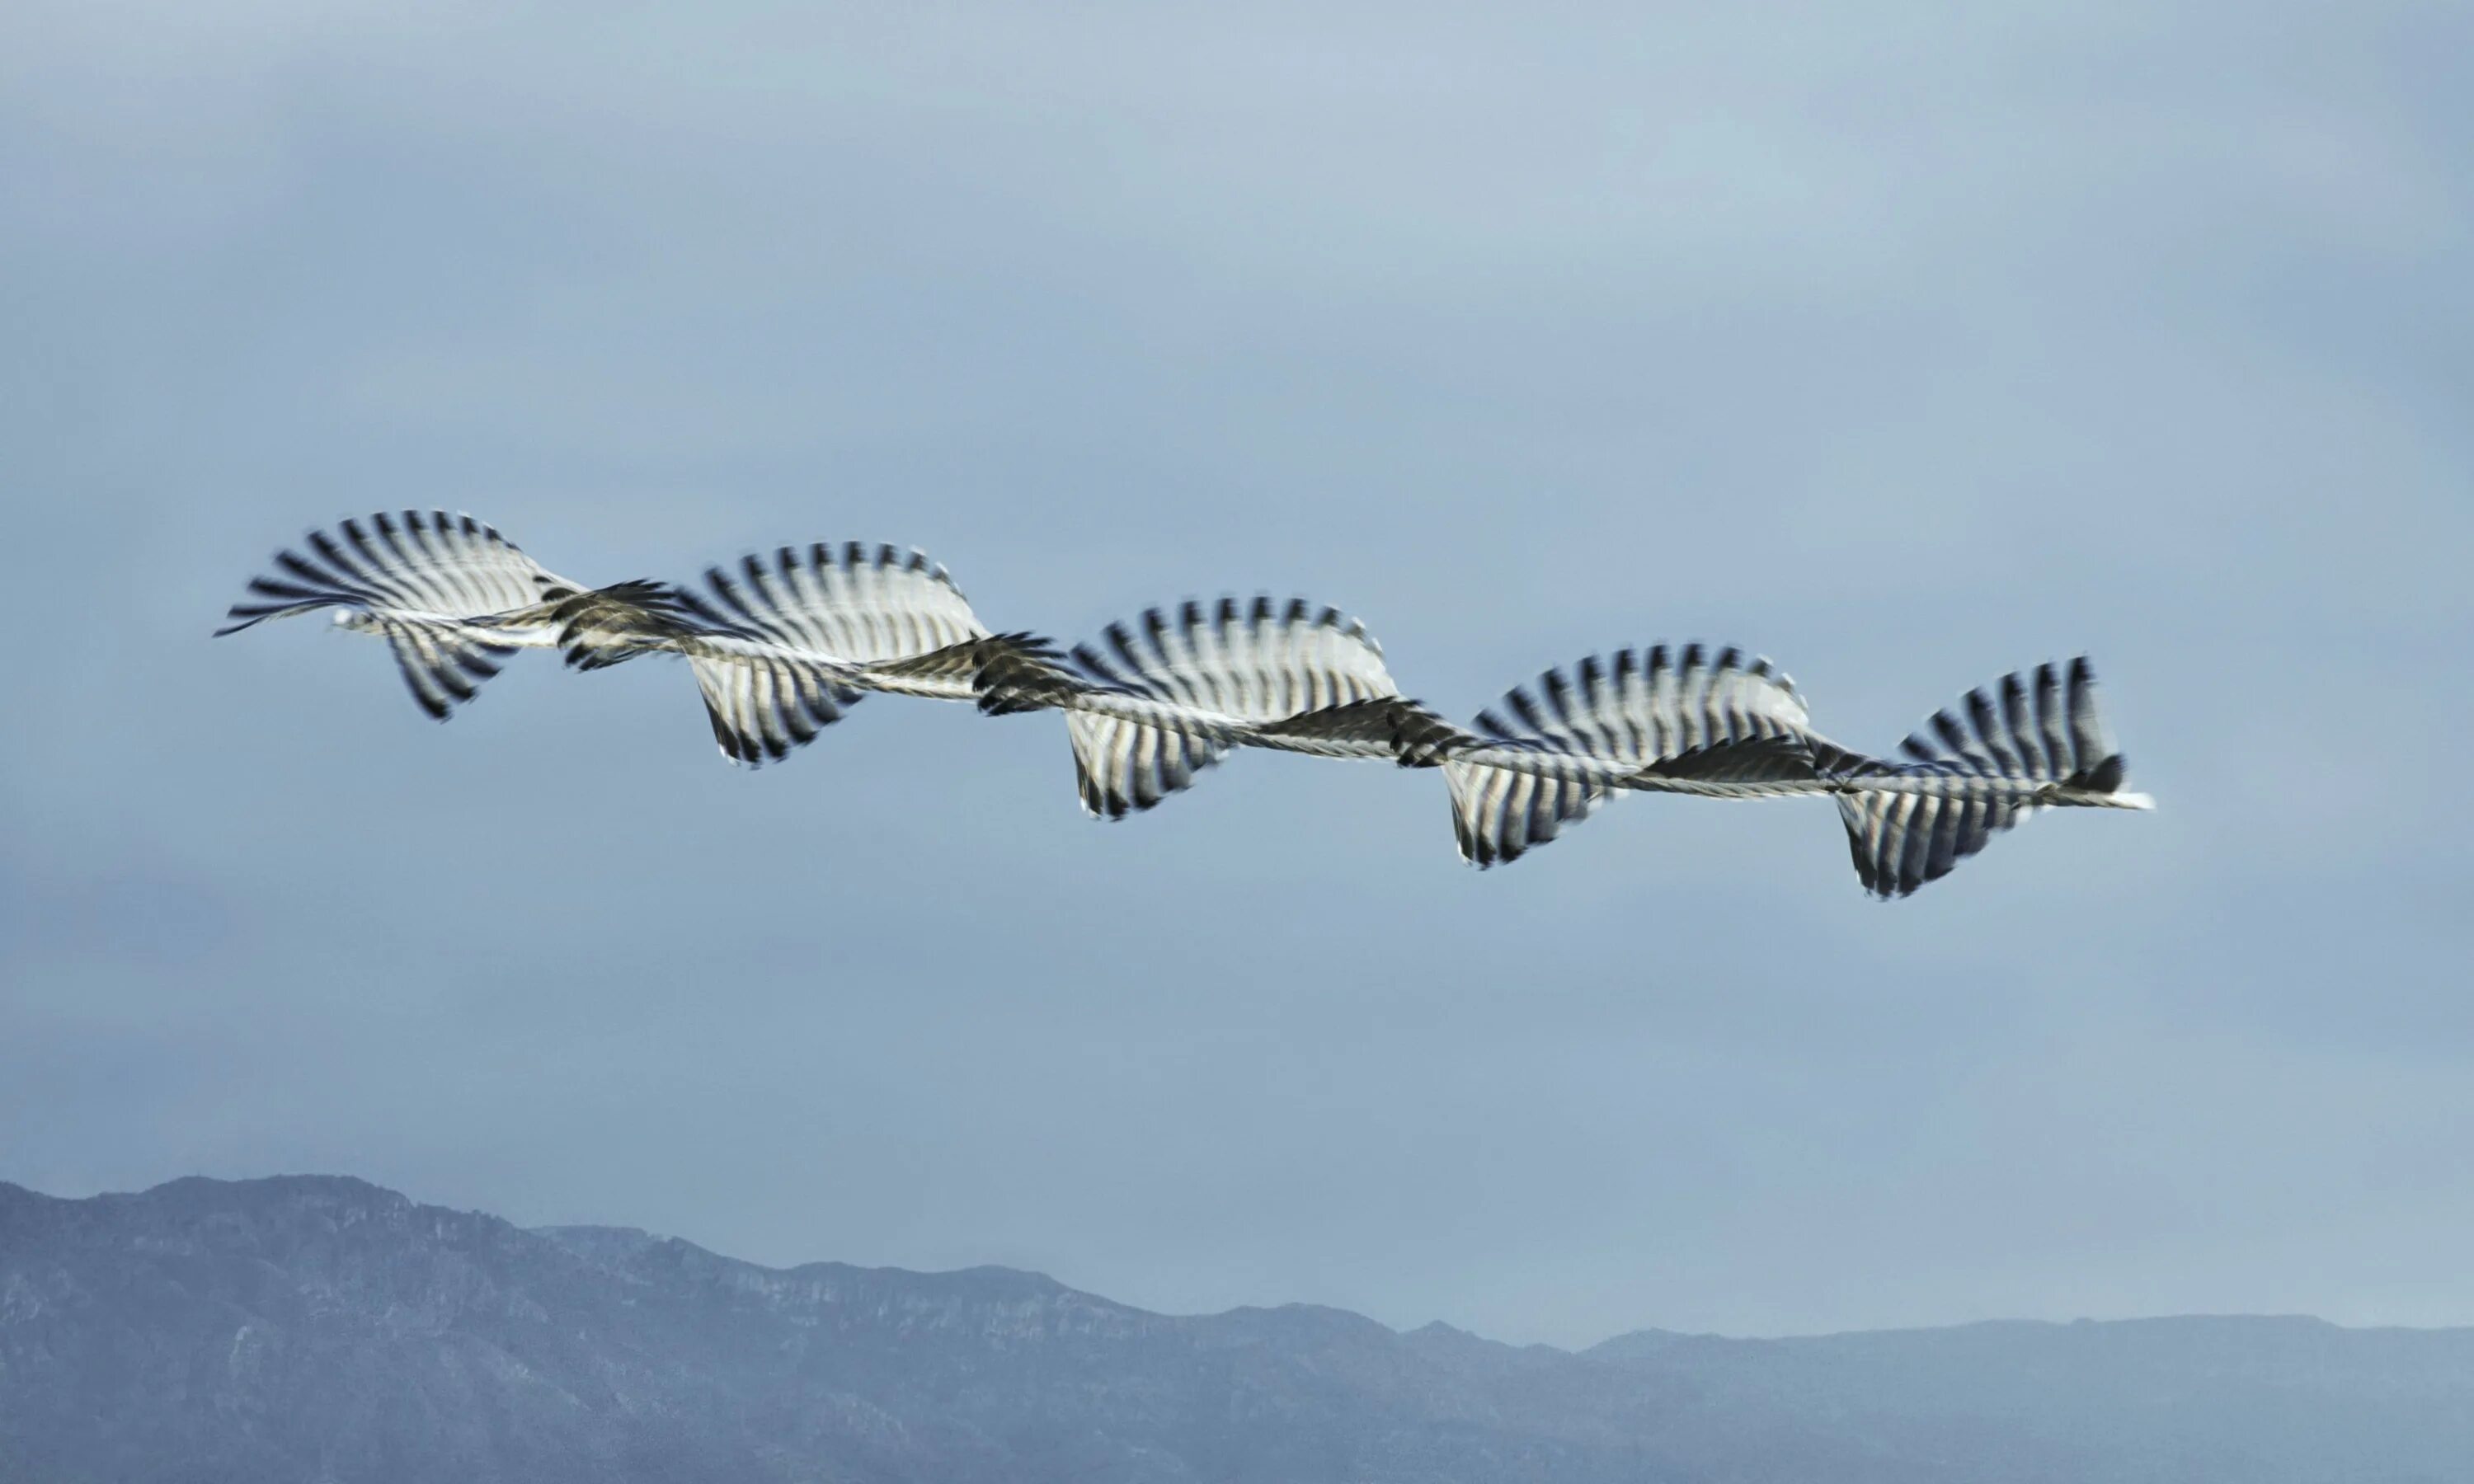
[214,510,583,718]
[1372,646,2153,897]
[545,539,1011,764]
[551,556,1475,821]
[220,513,2151,897]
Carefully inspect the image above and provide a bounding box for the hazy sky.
[4,1,2468,1348]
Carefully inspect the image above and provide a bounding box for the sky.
[2,1,2468,1349]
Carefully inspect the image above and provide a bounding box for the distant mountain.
[3,1176,2468,1483]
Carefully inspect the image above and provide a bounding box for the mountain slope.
[2,1176,2468,1483]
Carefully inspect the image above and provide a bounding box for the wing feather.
[218,510,571,719]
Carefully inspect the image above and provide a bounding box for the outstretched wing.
[669,542,988,665]
[1837,657,2142,899]
[217,510,574,720]
[1064,713,1234,819]
[1069,597,1402,723]
[1888,655,2125,793]
[687,652,868,767]
[1835,788,2039,900]
[1465,644,1816,770]
[218,510,570,635]
[1432,644,1818,866]
[1442,759,1611,867]
[549,542,992,766]
[983,596,1405,819]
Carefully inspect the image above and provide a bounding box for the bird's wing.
[670,542,989,665]
[1837,657,2141,898]
[1465,643,1815,768]
[547,542,990,766]
[1433,645,1818,867]
[217,510,576,719]
[982,596,1401,819]
[218,510,572,635]
[1068,596,1401,720]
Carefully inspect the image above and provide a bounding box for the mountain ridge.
[4,1173,2469,1483]
[22,1173,2455,1349]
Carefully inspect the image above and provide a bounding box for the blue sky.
[3,1,2468,1346]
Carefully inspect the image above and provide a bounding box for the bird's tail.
[1832,657,2152,899]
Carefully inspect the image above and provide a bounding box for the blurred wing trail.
[223,514,2152,899]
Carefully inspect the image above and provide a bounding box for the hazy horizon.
[15,1169,2470,1350]
[4,0,2468,1352]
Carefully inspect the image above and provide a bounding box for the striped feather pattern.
[217,510,567,634]
[1834,658,2143,898]
[1068,597,1401,721]
[985,597,1409,820]
[1461,644,1813,767]
[545,543,991,766]
[948,630,1252,820]
[365,619,522,722]
[688,655,868,768]
[1430,644,1818,867]
[548,577,877,763]
[548,580,717,672]
[1835,787,2038,899]
[223,512,2152,899]
[667,542,985,665]
[218,511,571,719]
[1889,656,2124,791]
[1065,713,1233,819]
[877,633,1079,716]
[1442,759,1608,867]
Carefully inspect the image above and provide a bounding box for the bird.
[221,512,2151,898]
[214,510,585,719]
[1374,646,2153,897]
[955,594,1436,819]
[543,538,1014,766]
[553,559,1444,820]
[684,585,2152,899]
